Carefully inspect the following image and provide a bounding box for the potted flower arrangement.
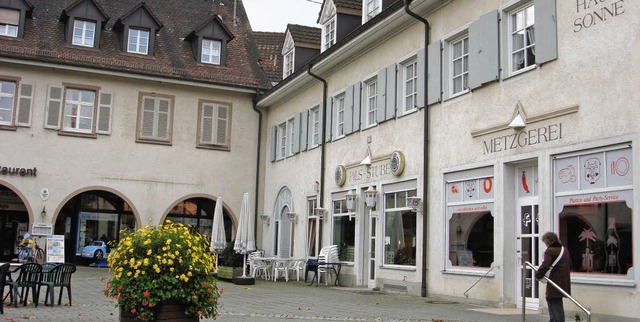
[103,221,221,321]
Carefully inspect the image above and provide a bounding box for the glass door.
[516,165,540,309]
[368,208,377,288]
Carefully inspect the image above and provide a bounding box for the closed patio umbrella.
[234,192,256,278]
[210,197,226,269]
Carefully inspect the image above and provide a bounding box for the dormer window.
[185,15,234,67]
[114,3,162,56]
[201,39,222,65]
[72,19,96,47]
[323,18,335,51]
[0,8,19,37]
[61,0,109,49]
[283,50,294,78]
[128,28,149,54]
[364,0,381,22]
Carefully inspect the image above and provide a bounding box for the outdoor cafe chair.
[6,262,43,307]
[251,258,271,280]
[272,259,290,282]
[288,259,306,282]
[38,263,76,306]
[1,263,10,314]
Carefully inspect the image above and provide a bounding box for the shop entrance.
[0,185,29,262]
[515,164,540,309]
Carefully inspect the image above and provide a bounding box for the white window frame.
[62,88,95,134]
[277,122,287,160]
[201,38,221,65]
[287,117,295,156]
[138,94,173,143]
[283,50,294,78]
[0,8,19,37]
[382,188,418,267]
[0,80,16,126]
[331,196,355,263]
[307,197,322,257]
[450,35,469,97]
[506,2,536,76]
[363,77,378,128]
[400,57,418,115]
[198,101,230,148]
[334,94,345,139]
[128,28,149,55]
[364,0,382,22]
[72,19,96,47]
[0,23,18,37]
[322,17,336,51]
[310,106,320,147]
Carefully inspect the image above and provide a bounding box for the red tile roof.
[254,31,285,85]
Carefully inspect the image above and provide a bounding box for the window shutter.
[200,104,214,144]
[157,99,170,139]
[16,83,34,127]
[416,47,426,109]
[271,125,277,161]
[385,63,396,121]
[300,110,308,151]
[214,105,229,145]
[377,68,387,124]
[344,85,354,135]
[352,82,361,131]
[535,0,557,65]
[468,10,499,90]
[97,92,112,134]
[292,112,300,154]
[427,41,442,105]
[325,97,333,143]
[141,97,156,138]
[44,85,63,129]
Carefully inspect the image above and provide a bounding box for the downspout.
[306,64,328,209]
[252,93,262,239]
[404,0,430,298]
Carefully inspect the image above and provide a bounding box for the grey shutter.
[468,10,499,90]
[307,108,315,148]
[535,0,557,65]
[344,85,354,135]
[44,85,63,129]
[271,125,277,161]
[200,104,214,144]
[16,83,34,127]
[427,41,442,105]
[318,102,324,145]
[385,63,396,121]
[97,92,112,134]
[416,47,426,109]
[157,99,170,139]
[140,97,156,138]
[215,105,229,145]
[300,110,308,151]
[377,68,387,124]
[352,82,361,131]
[325,97,333,142]
[292,113,301,154]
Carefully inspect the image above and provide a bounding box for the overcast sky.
[242,0,322,32]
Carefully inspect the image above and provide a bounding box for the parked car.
[82,240,108,259]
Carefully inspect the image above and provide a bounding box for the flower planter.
[216,266,242,281]
[120,300,198,322]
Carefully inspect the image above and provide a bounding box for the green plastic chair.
[38,263,76,306]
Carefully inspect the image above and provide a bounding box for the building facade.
[0,0,268,263]
[257,0,639,320]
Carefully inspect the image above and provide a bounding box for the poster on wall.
[46,235,65,263]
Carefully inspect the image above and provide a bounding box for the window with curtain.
[383,189,417,266]
[332,198,355,262]
[509,3,535,73]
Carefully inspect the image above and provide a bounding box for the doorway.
[515,164,540,309]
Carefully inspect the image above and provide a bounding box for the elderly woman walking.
[536,231,572,322]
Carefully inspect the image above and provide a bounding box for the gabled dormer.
[318,0,362,52]
[113,3,163,56]
[60,0,109,49]
[362,0,395,23]
[0,0,33,39]
[282,24,320,79]
[185,15,234,66]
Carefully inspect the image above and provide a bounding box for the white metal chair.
[317,245,339,285]
[272,259,289,282]
[288,259,307,282]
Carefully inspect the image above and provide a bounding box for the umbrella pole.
[242,254,248,277]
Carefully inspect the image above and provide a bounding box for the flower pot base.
[120,302,199,321]
[233,276,255,285]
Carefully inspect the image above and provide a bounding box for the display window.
[383,189,417,266]
[332,197,355,262]
[554,146,634,279]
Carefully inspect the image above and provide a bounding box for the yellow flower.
[147,249,152,255]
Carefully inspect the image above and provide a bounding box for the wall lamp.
[345,189,357,219]
[406,196,422,213]
[40,207,47,219]
[314,207,326,220]
[260,214,270,225]
[364,186,377,209]
[286,211,297,223]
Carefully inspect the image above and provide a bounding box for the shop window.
[167,198,230,243]
[554,146,634,279]
[383,189,417,266]
[332,198,355,262]
[445,168,495,271]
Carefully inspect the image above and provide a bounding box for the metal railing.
[523,261,591,322]
[463,265,498,297]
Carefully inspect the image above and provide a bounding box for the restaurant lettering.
[348,162,393,185]
[574,0,625,32]
[482,123,563,155]
[0,166,37,177]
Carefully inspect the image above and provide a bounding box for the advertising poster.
[46,235,65,263]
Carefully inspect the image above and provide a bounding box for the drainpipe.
[307,64,328,209]
[404,0,430,298]
[252,94,262,240]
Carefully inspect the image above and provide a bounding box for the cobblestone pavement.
[1,266,551,322]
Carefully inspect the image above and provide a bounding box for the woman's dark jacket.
[535,241,571,299]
